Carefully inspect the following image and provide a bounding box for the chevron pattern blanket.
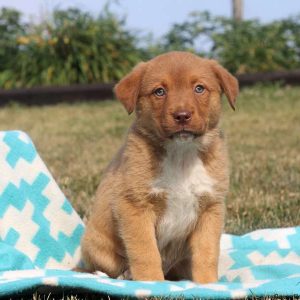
[0,130,299,299]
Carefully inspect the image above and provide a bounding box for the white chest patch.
[151,138,214,250]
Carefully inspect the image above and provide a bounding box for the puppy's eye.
[154,87,166,97]
[195,85,205,94]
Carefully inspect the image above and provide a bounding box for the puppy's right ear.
[114,62,147,114]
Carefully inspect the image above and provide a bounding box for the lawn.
[0,84,299,234]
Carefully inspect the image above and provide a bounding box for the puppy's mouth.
[168,130,201,141]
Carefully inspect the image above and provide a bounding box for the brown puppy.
[81,51,238,283]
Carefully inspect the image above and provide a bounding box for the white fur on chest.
[152,138,214,250]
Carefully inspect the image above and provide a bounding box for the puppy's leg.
[116,201,164,281]
[81,228,126,278]
[188,202,224,284]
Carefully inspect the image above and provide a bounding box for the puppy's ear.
[114,62,147,114]
[210,60,239,110]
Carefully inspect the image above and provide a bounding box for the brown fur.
[81,51,238,282]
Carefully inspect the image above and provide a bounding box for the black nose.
[173,111,192,124]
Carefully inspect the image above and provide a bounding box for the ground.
[0,84,299,234]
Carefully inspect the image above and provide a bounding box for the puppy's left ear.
[210,60,239,110]
[114,62,147,114]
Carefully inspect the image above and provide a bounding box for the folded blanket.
[0,130,299,299]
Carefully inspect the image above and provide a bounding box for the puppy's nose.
[173,111,192,125]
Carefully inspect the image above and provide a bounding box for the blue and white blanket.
[0,130,299,299]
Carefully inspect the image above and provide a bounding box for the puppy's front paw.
[193,272,218,284]
[117,269,132,280]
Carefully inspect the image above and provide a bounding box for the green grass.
[0,84,299,234]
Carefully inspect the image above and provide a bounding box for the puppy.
[81,51,238,283]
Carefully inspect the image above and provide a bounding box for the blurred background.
[0,0,299,233]
[1,0,300,88]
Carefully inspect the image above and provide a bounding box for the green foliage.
[212,16,300,73]
[1,6,300,89]
[0,6,143,89]
[0,8,26,87]
[157,12,300,74]
[0,8,25,62]
[157,12,213,54]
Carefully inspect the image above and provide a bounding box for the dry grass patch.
[0,84,299,234]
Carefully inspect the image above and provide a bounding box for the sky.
[0,0,300,38]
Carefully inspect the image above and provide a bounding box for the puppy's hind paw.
[117,269,132,280]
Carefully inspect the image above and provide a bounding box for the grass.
[0,84,299,235]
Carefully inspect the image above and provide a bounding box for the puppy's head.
[115,51,238,141]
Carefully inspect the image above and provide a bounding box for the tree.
[0,8,25,71]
